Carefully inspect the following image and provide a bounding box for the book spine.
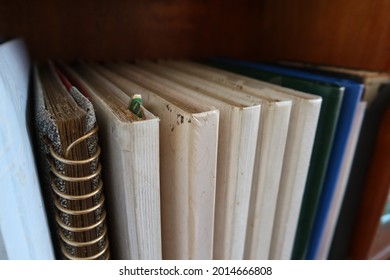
[270,99,322,260]
[245,101,292,259]
[187,110,219,260]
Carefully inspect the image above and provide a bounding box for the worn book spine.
[270,97,322,260]
[244,100,291,259]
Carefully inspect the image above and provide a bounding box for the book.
[204,58,344,259]
[319,74,390,260]
[349,103,390,259]
[96,62,221,260]
[59,62,162,260]
[314,101,366,259]
[331,83,390,259]
[34,62,110,260]
[161,60,322,260]
[0,39,54,260]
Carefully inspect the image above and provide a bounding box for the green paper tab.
[129,94,144,119]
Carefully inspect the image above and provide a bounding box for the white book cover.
[91,63,220,260]
[62,64,161,260]
[0,39,54,259]
[316,101,366,259]
[107,61,262,260]
[163,60,321,260]
[135,61,292,260]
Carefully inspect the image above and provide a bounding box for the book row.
[1,39,390,260]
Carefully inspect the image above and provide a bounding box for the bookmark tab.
[129,94,144,119]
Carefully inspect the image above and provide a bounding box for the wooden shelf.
[1,0,389,71]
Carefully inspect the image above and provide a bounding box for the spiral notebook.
[34,62,110,260]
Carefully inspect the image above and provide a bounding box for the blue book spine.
[306,83,362,259]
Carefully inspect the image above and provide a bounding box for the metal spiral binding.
[49,126,110,260]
